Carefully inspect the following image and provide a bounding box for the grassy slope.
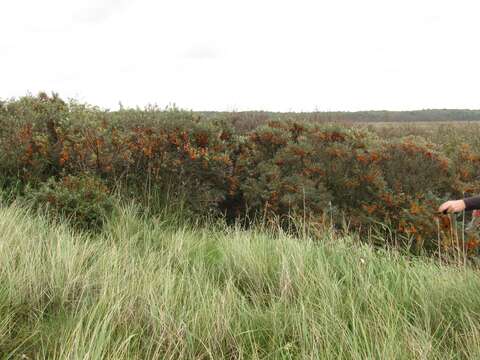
[1,204,480,359]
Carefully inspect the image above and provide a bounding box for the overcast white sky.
[1,0,479,111]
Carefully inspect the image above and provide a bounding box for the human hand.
[437,200,466,214]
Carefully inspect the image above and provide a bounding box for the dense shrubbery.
[1,93,480,254]
[24,174,113,231]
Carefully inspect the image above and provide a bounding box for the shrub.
[373,137,460,252]
[115,119,238,215]
[3,93,480,255]
[25,174,113,231]
[377,136,455,196]
[235,122,387,228]
[450,143,480,195]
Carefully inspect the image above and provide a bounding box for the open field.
[2,202,480,359]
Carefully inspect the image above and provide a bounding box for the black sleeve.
[464,196,480,211]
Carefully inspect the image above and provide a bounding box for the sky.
[1,0,479,112]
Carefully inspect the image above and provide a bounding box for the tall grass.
[1,203,480,359]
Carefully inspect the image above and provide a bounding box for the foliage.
[24,174,113,231]
[2,93,480,254]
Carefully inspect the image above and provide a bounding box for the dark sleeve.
[464,196,480,211]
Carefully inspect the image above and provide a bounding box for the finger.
[438,203,448,212]
[443,204,453,214]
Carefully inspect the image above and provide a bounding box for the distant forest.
[197,109,480,131]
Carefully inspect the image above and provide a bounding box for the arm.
[463,195,480,211]
[438,195,480,214]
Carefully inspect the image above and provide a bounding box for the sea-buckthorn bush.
[378,136,455,196]
[0,94,238,216]
[371,137,461,251]
[24,174,113,232]
[235,122,387,228]
[449,143,480,196]
[301,125,387,228]
[0,92,73,187]
[2,93,480,254]
[121,120,237,214]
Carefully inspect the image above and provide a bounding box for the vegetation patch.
[1,93,480,254]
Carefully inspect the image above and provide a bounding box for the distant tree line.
[196,109,480,132]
